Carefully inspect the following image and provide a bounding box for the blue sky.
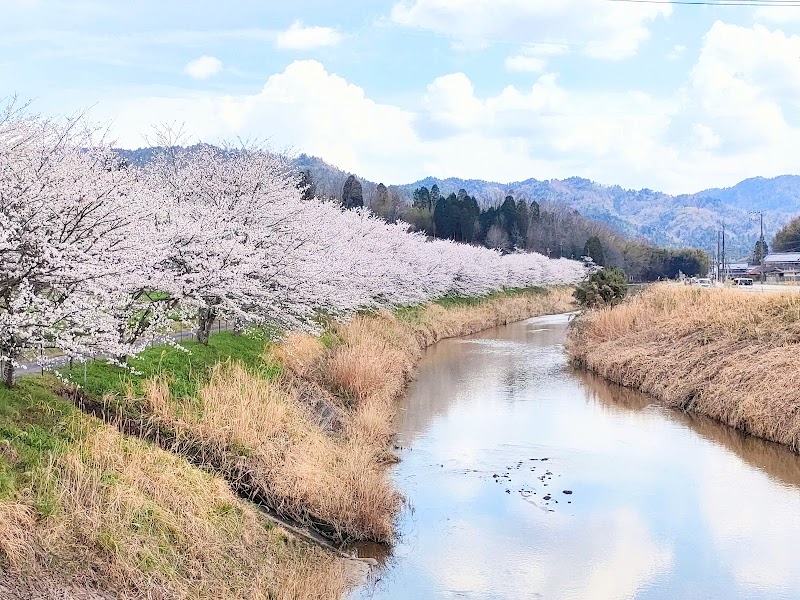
[4,0,800,193]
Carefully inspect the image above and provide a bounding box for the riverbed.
[351,313,800,600]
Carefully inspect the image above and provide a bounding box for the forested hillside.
[279,153,799,259]
[395,176,800,259]
[116,147,796,271]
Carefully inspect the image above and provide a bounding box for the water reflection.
[352,314,800,600]
[577,370,800,489]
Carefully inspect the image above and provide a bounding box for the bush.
[574,268,628,308]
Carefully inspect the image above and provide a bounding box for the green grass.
[62,331,279,401]
[0,328,280,506]
[0,377,92,504]
[394,286,548,321]
[435,286,547,309]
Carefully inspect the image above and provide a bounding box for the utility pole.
[717,231,721,282]
[722,224,726,283]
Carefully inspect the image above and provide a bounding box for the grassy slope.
[0,378,346,599]
[0,286,575,597]
[66,331,276,402]
[567,285,800,451]
[62,287,574,544]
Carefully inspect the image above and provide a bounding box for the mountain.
[393,175,800,258]
[114,147,800,258]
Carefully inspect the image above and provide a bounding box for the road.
[726,283,800,293]
[12,320,234,382]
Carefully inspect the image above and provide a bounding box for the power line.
[608,0,800,5]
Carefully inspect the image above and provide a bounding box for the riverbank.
[0,286,574,598]
[0,378,349,599]
[566,285,800,451]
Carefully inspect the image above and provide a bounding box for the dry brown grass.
[567,284,800,450]
[0,422,347,599]
[107,287,575,546]
[129,364,400,544]
[1,287,574,599]
[314,287,576,450]
[269,333,327,379]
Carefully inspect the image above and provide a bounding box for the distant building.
[726,262,750,278]
[762,253,800,282]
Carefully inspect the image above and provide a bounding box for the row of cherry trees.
[0,106,586,385]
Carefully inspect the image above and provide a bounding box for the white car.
[696,278,712,288]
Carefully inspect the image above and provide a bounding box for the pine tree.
[583,236,605,266]
[412,186,431,210]
[372,183,391,219]
[341,175,363,209]
[752,234,769,264]
[773,217,800,252]
[298,169,315,201]
[430,184,441,211]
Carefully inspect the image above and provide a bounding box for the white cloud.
[667,44,686,61]
[274,21,344,51]
[505,54,547,73]
[104,60,417,181]
[505,43,568,73]
[753,6,800,24]
[424,73,484,130]
[692,124,720,151]
[183,55,222,80]
[101,19,800,195]
[390,0,671,60]
[683,22,800,151]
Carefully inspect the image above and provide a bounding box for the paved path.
[12,321,233,382]
[682,283,800,294]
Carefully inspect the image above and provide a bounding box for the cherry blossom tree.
[0,103,164,386]
[141,135,357,343]
[1,109,588,386]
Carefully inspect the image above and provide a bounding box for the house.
[762,253,800,282]
[727,262,750,278]
[717,261,749,279]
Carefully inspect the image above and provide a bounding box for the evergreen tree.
[773,216,800,252]
[433,194,448,238]
[574,268,628,308]
[478,206,497,244]
[412,186,431,210]
[341,175,363,209]
[372,183,392,219]
[458,194,481,242]
[515,199,529,247]
[583,236,605,266]
[500,195,519,245]
[430,184,441,211]
[529,199,541,221]
[752,234,769,265]
[298,169,315,201]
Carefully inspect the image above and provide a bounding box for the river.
[350,313,800,600]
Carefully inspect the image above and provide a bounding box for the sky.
[3,0,800,194]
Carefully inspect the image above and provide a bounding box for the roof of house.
[764,253,800,264]
[748,265,784,274]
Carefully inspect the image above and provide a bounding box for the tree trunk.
[232,318,245,336]
[197,306,216,345]
[2,359,14,389]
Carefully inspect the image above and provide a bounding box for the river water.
[351,313,800,600]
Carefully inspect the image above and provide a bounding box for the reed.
[567,285,800,450]
[111,287,575,545]
[0,401,347,599]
